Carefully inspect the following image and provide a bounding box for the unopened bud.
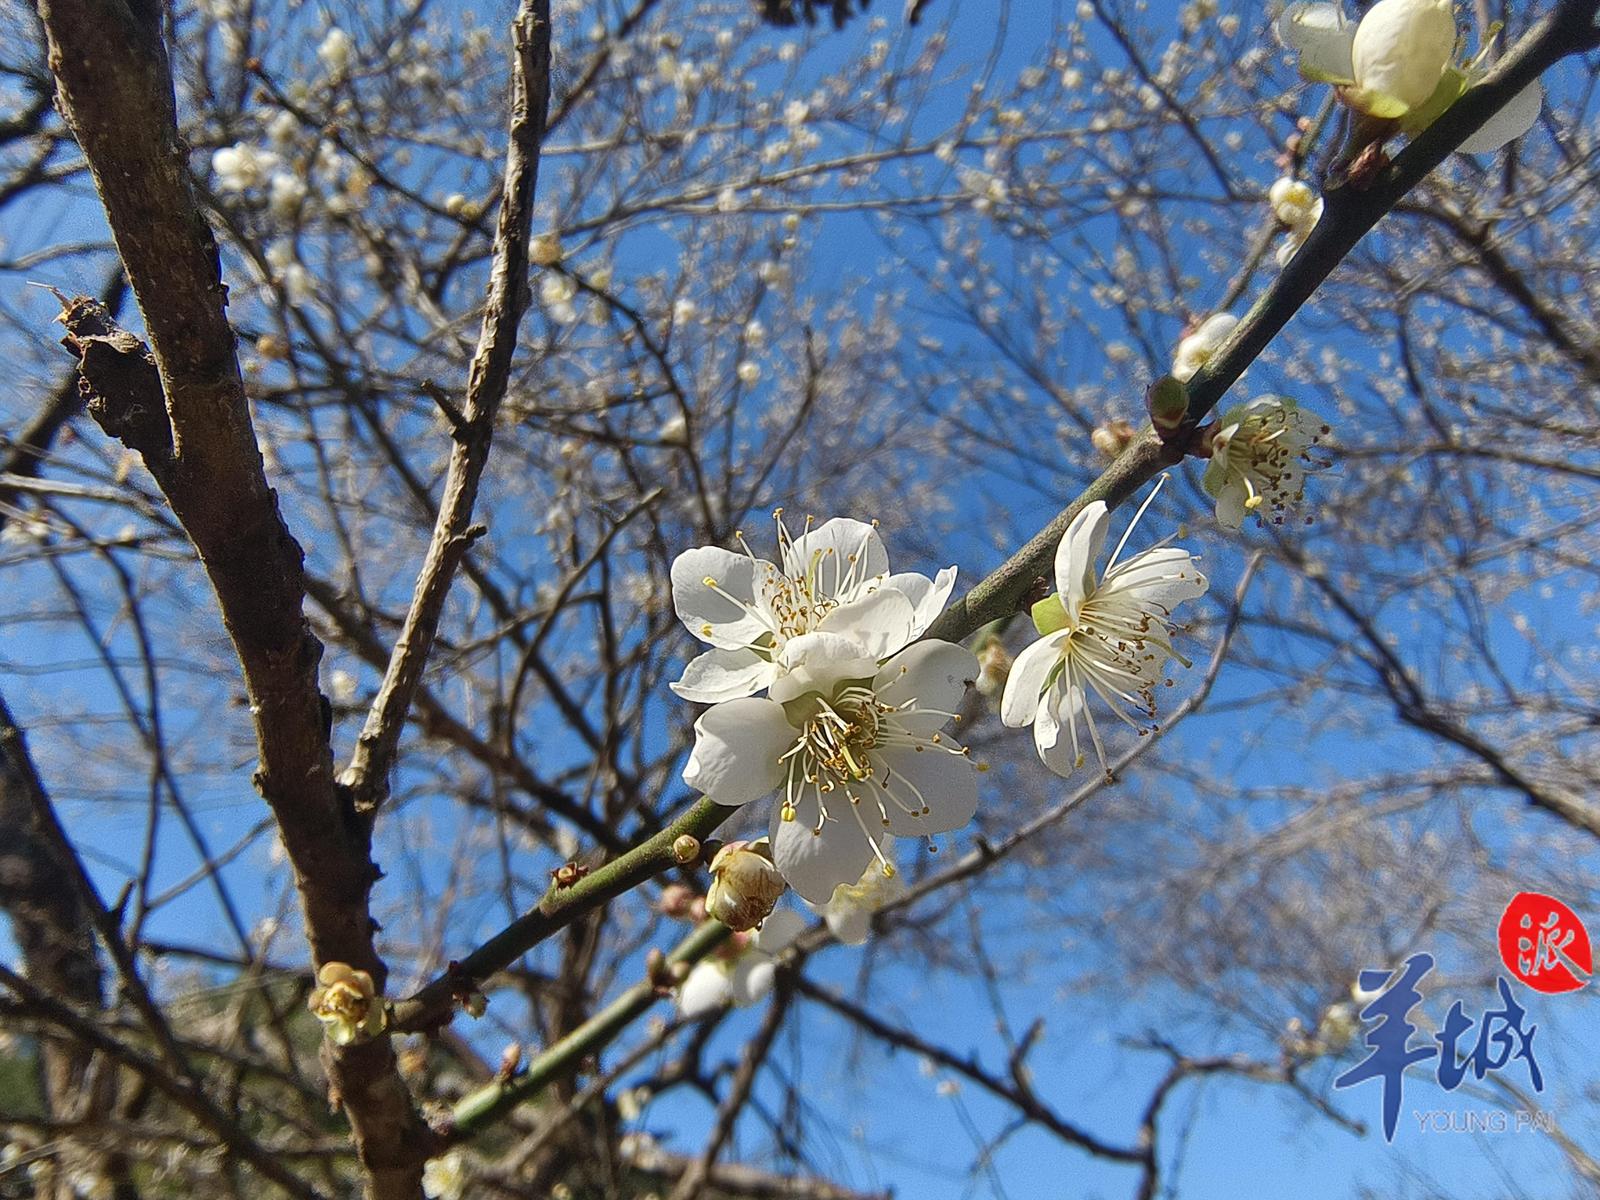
[1089,417,1136,461]
[498,1042,523,1079]
[658,883,697,918]
[1146,375,1190,438]
[672,833,702,864]
[704,839,786,932]
[974,635,1012,699]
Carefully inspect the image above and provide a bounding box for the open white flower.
[1001,484,1208,778]
[1171,313,1237,383]
[683,635,979,902]
[421,1151,465,1200]
[669,513,957,703]
[212,143,280,193]
[816,851,908,945]
[1277,0,1541,152]
[676,908,807,1017]
[1203,396,1330,529]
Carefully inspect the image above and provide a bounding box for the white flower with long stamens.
[1001,483,1208,779]
[683,636,980,902]
[676,908,806,1017]
[1203,397,1331,529]
[669,512,957,703]
[1277,1,1541,152]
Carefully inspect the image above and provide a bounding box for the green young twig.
[444,919,731,1140]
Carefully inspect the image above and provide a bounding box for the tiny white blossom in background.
[1203,396,1331,529]
[1277,0,1541,153]
[668,513,956,703]
[1001,483,1208,778]
[212,143,280,193]
[421,1151,465,1200]
[682,635,979,901]
[816,852,907,945]
[1268,177,1323,267]
[1171,312,1237,383]
[268,172,308,220]
[677,908,806,1017]
[736,360,761,384]
[318,27,354,77]
[530,232,563,266]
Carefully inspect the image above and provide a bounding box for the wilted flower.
[683,636,979,901]
[974,634,1012,699]
[705,839,786,931]
[816,852,907,945]
[308,962,385,1045]
[1171,312,1237,383]
[668,513,956,703]
[1001,483,1208,778]
[1277,0,1541,152]
[421,1151,465,1200]
[1203,396,1330,529]
[676,908,807,1017]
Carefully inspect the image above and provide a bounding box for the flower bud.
[704,839,786,932]
[1089,417,1135,461]
[1348,0,1455,117]
[658,882,697,918]
[671,833,702,864]
[1170,313,1237,383]
[1145,375,1190,438]
[530,232,563,266]
[974,635,1012,699]
[308,961,385,1045]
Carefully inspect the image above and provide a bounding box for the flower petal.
[1031,687,1079,778]
[682,698,791,805]
[1457,81,1542,154]
[670,647,777,703]
[677,961,735,1017]
[824,897,874,946]
[874,743,978,837]
[753,906,807,954]
[671,545,775,649]
[819,588,918,660]
[769,631,880,704]
[884,565,959,637]
[1000,633,1067,728]
[1056,502,1111,620]
[769,797,876,904]
[1213,480,1248,530]
[786,518,890,600]
[730,958,776,1007]
[874,640,977,733]
[1100,547,1209,613]
[1277,2,1356,84]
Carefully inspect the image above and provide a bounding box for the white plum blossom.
[816,851,907,945]
[676,908,806,1017]
[212,143,280,193]
[1277,0,1541,152]
[1171,312,1237,383]
[669,513,957,703]
[420,1151,465,1200]
[268,172,308,220]
[1268,177,1323,266]
[317,27,354,76]
[683,636,980,902]
[1001,484,1208,778]
[1203,396,1331,529]
[530,231,563,266]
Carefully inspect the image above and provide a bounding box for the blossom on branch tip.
[1202,396,1330,529]
[308,962,385,1045]
[1000,481,1207,779]
[668,512,957,703]
[682,636,981,902]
